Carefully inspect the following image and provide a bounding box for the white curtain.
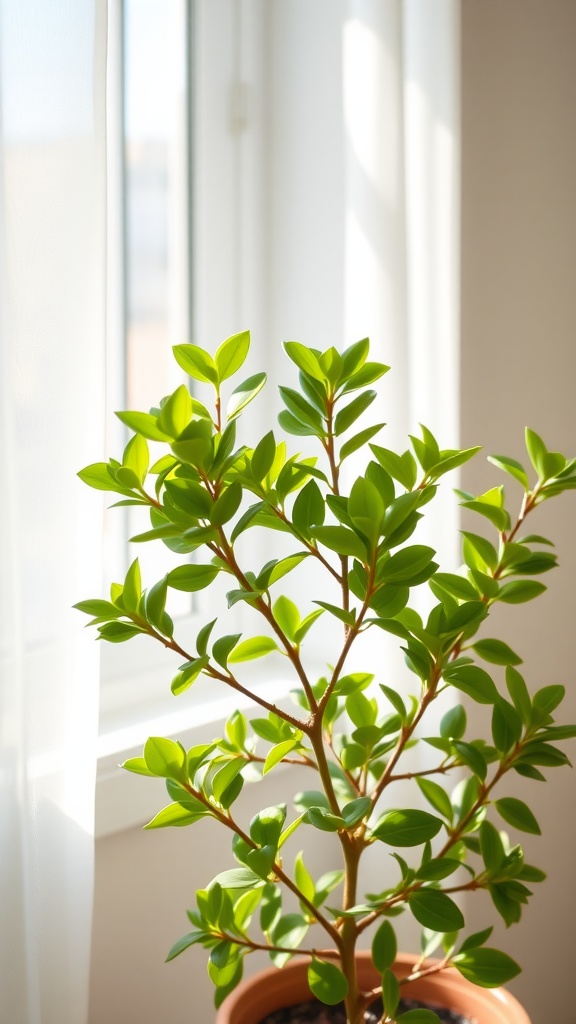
[0,2,107,1022]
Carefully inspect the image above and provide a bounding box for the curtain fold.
[0,2,107,1021]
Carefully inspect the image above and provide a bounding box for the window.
[98,0,459,784]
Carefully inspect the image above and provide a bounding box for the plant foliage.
[77,334,576,1024]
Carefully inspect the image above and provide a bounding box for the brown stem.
[216,529,319,715]
[182,780,341,945]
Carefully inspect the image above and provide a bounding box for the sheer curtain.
[0,2,107,1022]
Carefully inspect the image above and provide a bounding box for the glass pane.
[122,0,191,608]
[124,0,189,412]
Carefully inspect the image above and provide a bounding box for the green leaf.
[461,532,498,572]
[122,433,149,484]
[479,821,506,874]
[495,797,541,835]
[334,390,376,436]
[74,598,123,623]
[227,636,278,662]
[212,758,245,802]
[458,927,494,954]
[227,372,267,420]
[144,803,207,829]
[491,699,523,753]
[305,807,345,832]
[122,558,142,612]
[341,797,373,828]
[372,920,397,972]
[443,665,499,705]
[279,386,324,432]
[311,525,367,560]
[157,385,192,438]
[314,601,356,627]
[431,573,478,602]
[370,445,417,490]
[340,338,369,378]
[292,479,325,533]
[251,431,276,482]
[416,858,460,882]
[167,564,219,592]
[341,361,389,393]
[266,553,309,586]
[210,482,243,526]
[452,741,487,781]
[263,739,299,775]
[416,779,453,822]
[348,476,385,548]
[472,638,522,666]
[453,947,521,988]
[378,545,436,583]
[293,608,324,645]
[272,596,300,641]
[371,809,443,847]
[77,461,135,496]
[173,343,218,384]
[382,968,400,1017]
[397,1011,443,1024]
[440,705,466,741]
[525,427,548,478]
[215,330,250,381]
[340,424,385,462]
[144,736,186,781]
[166,930,210,962]
[461,497,510,532]
[171,655,209,695]
[97,621,145,643]
[408,890,464,932]
[283,341,325,381]
[278,410,318,437]
[505,666,532,724]
[307,960,349,1006]
[294,851,315,903]
[115,410,173,442]
[121,756,157,777]
[487,455,530,490]
[498,580,547,604]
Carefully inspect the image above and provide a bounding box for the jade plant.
[77,334,576,1024]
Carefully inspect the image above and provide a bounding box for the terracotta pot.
[215,951,531,1024]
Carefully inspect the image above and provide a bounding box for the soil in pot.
[257,996,475,1024]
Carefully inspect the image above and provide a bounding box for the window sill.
[95,672,301,838]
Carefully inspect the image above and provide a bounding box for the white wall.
[90,2,576,1022]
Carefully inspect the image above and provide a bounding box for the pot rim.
[215,951,531,1024]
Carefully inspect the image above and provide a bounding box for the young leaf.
[227,372,267,420]
[227,636,279,663]
[215,330,250,381]
[173,343,218,384]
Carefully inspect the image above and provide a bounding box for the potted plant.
[77,334,576,1024]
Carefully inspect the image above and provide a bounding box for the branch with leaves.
[76,332,576,1024]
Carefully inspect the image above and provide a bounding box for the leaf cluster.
[76,334,576,1023]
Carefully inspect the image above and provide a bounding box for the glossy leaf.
[371,809,443,847]
[453,947,521,988]
[408,890,464,932]
[227,636,279,663]
[308,960,349,1005]
[495,798,541,835]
